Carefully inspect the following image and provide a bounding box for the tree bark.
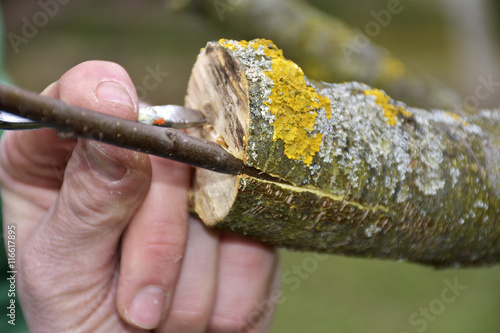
[185,38,500,267]
[185,0,463,111]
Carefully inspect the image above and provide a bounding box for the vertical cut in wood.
[185,38,500,267]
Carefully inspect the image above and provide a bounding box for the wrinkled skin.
[0,61,279,332]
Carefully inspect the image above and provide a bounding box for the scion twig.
[0,83,271,179]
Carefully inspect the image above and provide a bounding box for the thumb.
[19,61,152,327]
[43,60,151,251]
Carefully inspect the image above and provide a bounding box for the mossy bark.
[184,0,462,111]
[185,39,500,267]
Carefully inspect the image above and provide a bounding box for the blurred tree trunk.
[440,0,500,109]
[181,0,463,111]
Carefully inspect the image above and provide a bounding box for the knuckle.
[209,313,250,333]
[57,157,149,234]
[143,229,185,261]
[240,253,271,272]
[58,184,118,231]
[168,308,209,331]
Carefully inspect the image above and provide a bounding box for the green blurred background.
[1,0,500,332]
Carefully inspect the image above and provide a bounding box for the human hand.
[0,61,279,332]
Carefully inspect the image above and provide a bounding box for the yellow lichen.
[446,112,461,121]
[445,111,470,126]
[219,38,332,166]
[364,89,412,126]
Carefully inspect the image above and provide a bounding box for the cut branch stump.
[185,39,500,267]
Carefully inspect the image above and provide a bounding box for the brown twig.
[0,83,271,178]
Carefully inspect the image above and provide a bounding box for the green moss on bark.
[219,175,500,267]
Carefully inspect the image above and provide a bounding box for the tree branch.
[185,0,463,111]
[186,39,500,267]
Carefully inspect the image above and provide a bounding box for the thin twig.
[0,83,270,179]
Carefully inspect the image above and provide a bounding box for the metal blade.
[0,111,42,129]
[138,105,206,129]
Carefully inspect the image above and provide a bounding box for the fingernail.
[85,141,127,181]
[95,81,134,107]
[127,286,167,329]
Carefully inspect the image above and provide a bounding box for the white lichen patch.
[427,110,483,135]
[310,82,414,201]
[218,40,276,126]
[450,167,460,188]
[474,200,489,210]
[409,108,447,195]
[307,82,459,200]
[477,109,500,119]
[245,68,276,124]
[365,224,382,237]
